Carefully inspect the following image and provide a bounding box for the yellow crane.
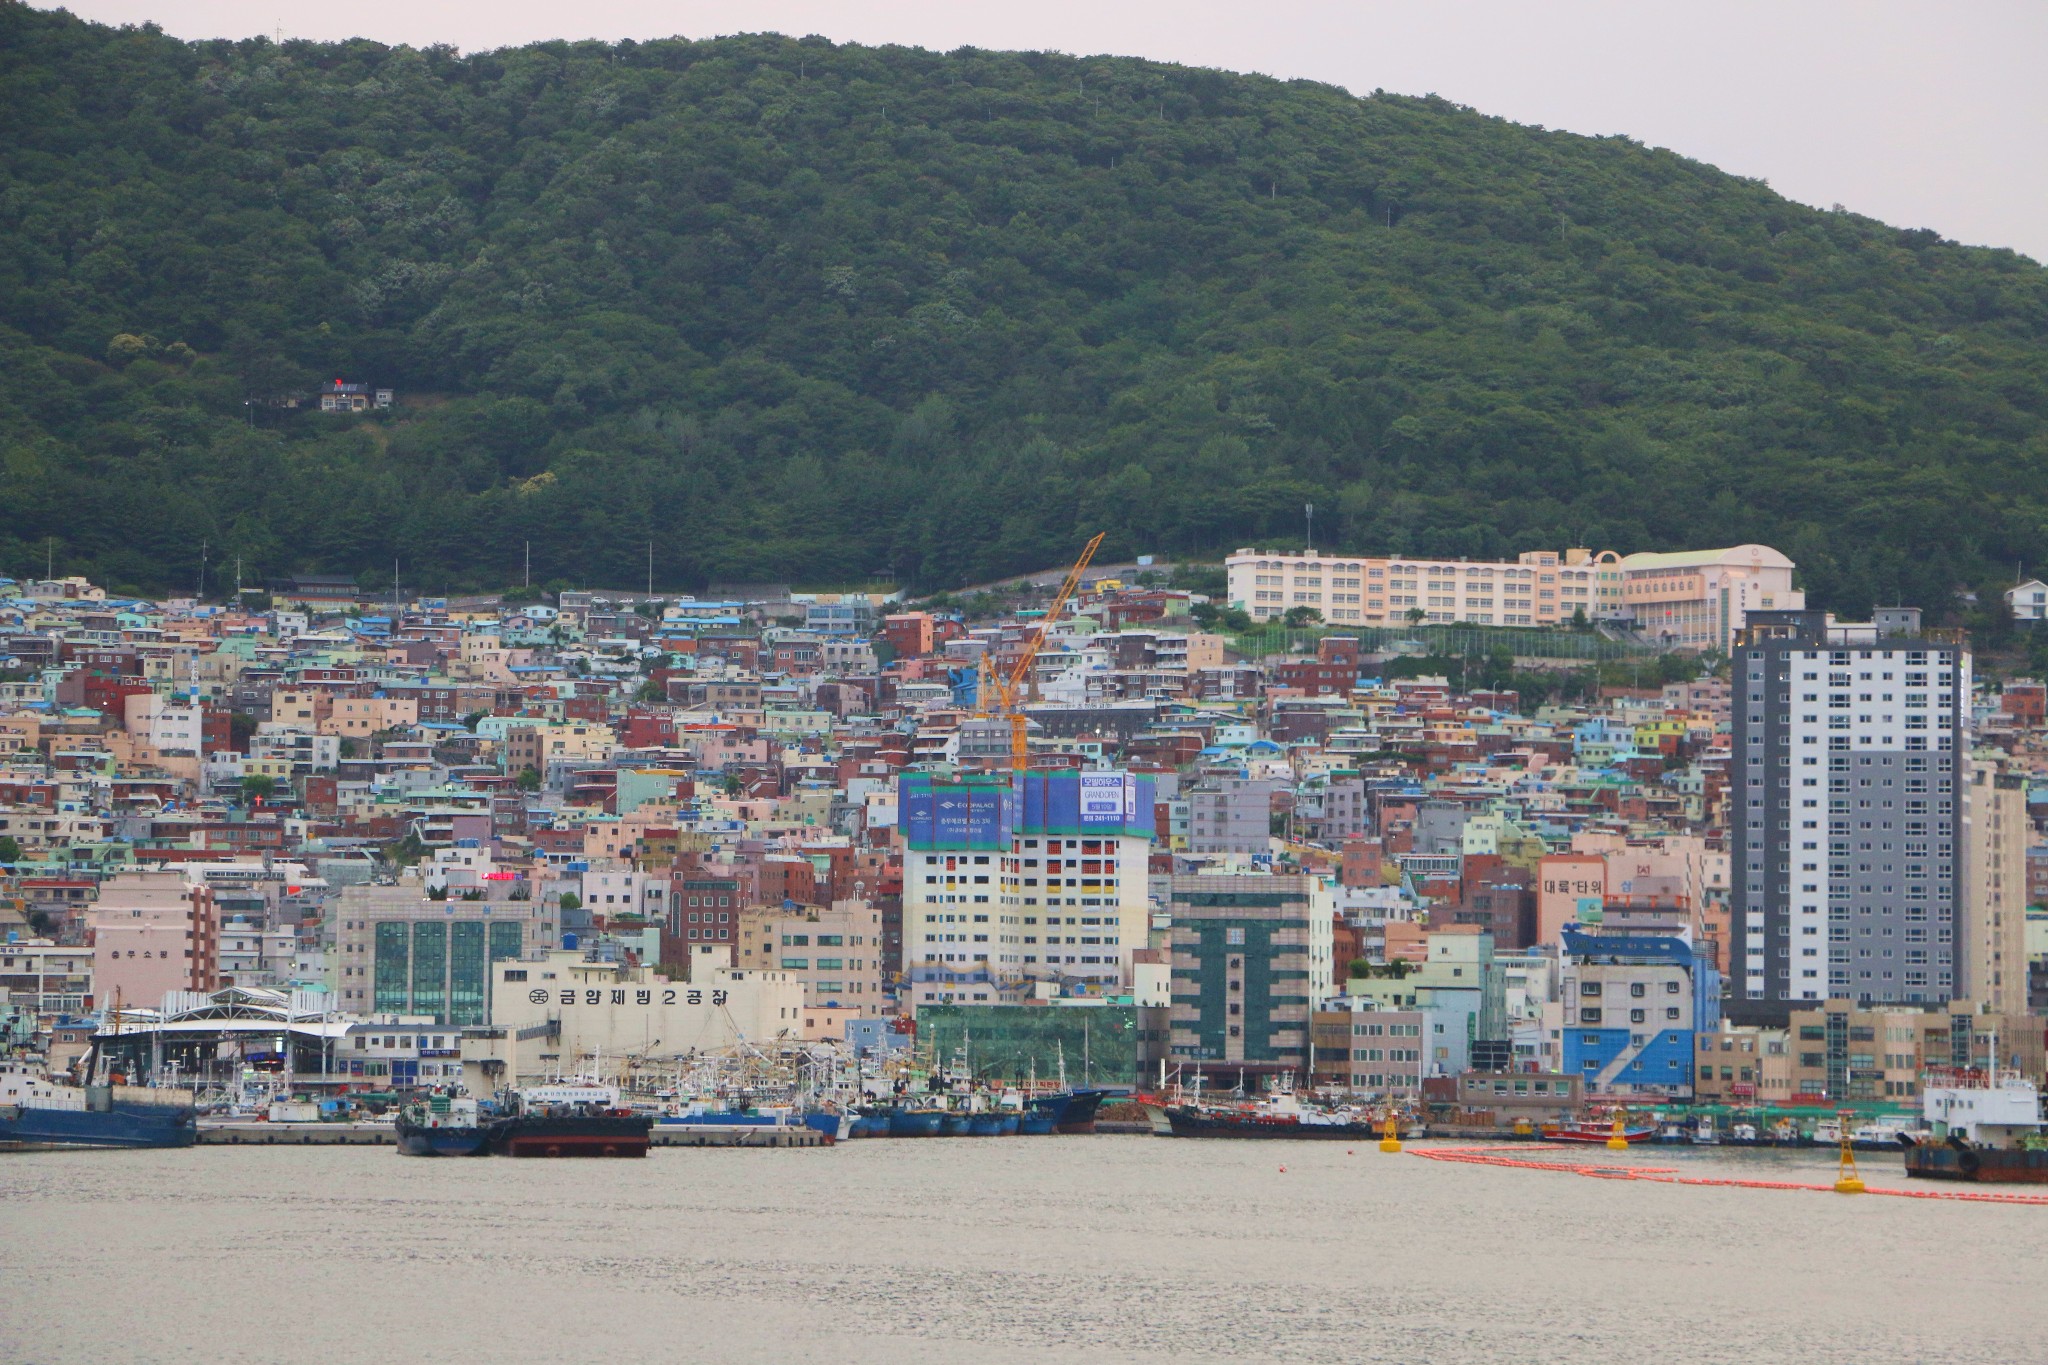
[976,533,1106,770]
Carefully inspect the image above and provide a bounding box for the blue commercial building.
[1559,926,1721,1099]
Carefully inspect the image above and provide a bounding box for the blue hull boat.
[395,1122,490,1156]
[887,1108,945,1137]
[0,1099,197,1150]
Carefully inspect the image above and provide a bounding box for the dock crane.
[975,532,1106,771]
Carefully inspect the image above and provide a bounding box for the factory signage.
[527,987,729,1008]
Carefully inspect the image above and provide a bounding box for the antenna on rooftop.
[1304,503,1315,555]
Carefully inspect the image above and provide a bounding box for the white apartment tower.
[899,771,1155,1009]
[1729,609,1968,1021]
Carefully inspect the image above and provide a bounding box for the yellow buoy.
[1833,1109,1865,1194]
[1379,1108,1402,1153]
[1606,1111,1629,1151]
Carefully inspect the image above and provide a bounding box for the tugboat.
[486,1080,651,1158]
[1902,1066,2048,1183]
[0,1056,197,1150]
[394,1092,490,1157]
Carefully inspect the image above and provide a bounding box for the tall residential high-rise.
[1729,610,1969,1022]
[1961,753,2028,1017]
[899,770,1156,1008]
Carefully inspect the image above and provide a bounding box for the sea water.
[1,1138,2039,1363]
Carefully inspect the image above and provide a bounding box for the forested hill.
[3,5,2046,608]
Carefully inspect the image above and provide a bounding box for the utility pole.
[647,539,654,601]
[1304,503,1314,555]
[198,539,208,601]
[524,541,531,590]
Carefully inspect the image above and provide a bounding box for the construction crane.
[976,532,1106,770]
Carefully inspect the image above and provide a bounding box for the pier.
[195,1122,830,1148]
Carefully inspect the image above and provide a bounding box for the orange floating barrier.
[1408,1144,2048,1205]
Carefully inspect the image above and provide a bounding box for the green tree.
[239,774,279,803]
[0,835,21,864]
[514,766,541,792]
[2,9,2046,612]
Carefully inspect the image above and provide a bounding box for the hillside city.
[4,539,2043,1123]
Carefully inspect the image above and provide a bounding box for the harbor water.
[3,1138,2044,1364]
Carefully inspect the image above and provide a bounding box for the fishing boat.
[487,1081,650,1157]
[1812,1115,1927,1152]
[394,1093,489,1157]
[1902,1066,2048,1183]
[1719,1117,1811,1148]
[1160,1090,1389,1140]
[890,1107,947,1137]
[0,1056,197,1151]
[1027,1088,1117,1135]
[1540,1119,1659,1144]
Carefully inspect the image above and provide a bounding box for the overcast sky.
[46,1,2048,262]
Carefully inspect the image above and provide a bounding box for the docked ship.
[1542,1119,1659,1145]
[1902,1068,2048,1183]
[394,1093,490,1157]
[880,1104,948,1137]
[1027,1088,1116,1135]
[655,1100,847,1142]
[0,1056,198,1151]
[1158,1091,1391,1140]
[486,1081,651,1158]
